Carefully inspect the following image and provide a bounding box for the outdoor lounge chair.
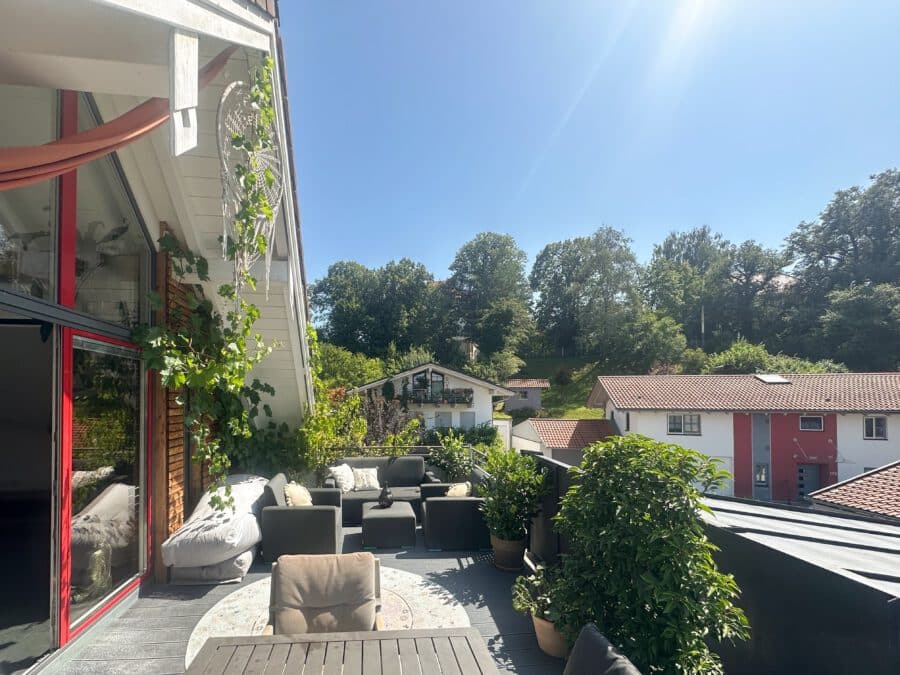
[563,623,642,675]
[421,482,490,550]
[264,552,383,635]
[261,473,343,560]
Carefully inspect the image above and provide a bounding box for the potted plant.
[479,447,546,570]
[512,563,567,658]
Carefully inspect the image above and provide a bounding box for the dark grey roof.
[702,496,900,599]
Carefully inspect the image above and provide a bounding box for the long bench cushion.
[161,474,265,568]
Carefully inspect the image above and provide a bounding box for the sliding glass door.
[66,334,144,627]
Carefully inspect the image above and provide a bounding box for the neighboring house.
[0,1,312,668]
[512,418,617,465]
[504,378,551,411]
[588,373,900,501]
[352,363,514,431]
[809,460,900,522]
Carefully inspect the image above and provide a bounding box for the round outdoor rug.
[185,566,470,667]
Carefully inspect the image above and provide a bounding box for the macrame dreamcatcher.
[216,79,284,297]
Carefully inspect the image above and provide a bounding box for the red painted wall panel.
[733,413,752,498]
[770,413,837,502]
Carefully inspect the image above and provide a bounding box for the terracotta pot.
[532,615,568,658]
[490,535,525,571]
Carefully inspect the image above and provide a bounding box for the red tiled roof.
[529,419,617,449]
[590,373,900,413]
[506,378,551,389]
[810,461,900,521]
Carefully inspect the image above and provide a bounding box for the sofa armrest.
[309,487,341,508]
[261,506,342,560]
[423,470,442,484]
[422,497,490,551]
[323,476,337,489]
[421,482,453,500]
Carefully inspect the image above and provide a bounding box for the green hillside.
[516,357,605,419]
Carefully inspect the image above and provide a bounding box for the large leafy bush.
[554,435,749,674]
[427,430,473,481]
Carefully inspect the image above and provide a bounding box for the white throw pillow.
[284,482,312,506]
[446,481,472,497]
[352,468,381,491]
[328,463,355,493]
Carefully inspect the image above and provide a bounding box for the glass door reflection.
[69,336,142,625]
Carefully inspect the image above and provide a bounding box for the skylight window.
[754,374,790,384]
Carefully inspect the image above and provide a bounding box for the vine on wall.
[135,57,281,510]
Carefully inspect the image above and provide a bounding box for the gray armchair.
[261,474,342,561]
[265,553,383,634]
[422,483,490,551]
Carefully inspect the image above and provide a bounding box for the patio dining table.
[186,626,499,674]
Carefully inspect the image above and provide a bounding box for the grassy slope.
[516,357,605,419]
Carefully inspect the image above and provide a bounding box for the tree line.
[311,169,900,381]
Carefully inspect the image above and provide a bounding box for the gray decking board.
[47,527,564,675]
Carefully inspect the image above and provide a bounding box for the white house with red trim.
[0,2,312,670]
[588,373,900,502]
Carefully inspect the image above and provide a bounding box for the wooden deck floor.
[45,528,564,675]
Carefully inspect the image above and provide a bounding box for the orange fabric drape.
[0,46,237,191]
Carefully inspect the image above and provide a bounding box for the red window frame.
[55,92,153,647]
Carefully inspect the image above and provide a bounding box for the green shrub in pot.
[512,563,567,658]
[479,447,546,570]
[553,434,750,673]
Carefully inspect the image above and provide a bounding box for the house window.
[668,413,701,435]
[434,412,452,429]
[431,371,444,399]
[625,412,630,432]
[754,463,769,486]
[519,390,528,399]
[864,416,887,440]
[460,411,476,430]
[799,416,823,431]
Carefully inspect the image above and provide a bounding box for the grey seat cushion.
[341,486,422,524]
[270,552,377,634]
[563,624,642,675]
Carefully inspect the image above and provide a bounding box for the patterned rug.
[185,566,471,667]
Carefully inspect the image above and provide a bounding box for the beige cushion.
[328,463,355,493]
[283,482,312,507]
[271,552,377,634]
[446,481,472,497]
[352,468,380,491]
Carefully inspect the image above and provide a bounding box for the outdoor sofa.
[260,473,343,561]
[324,455,439,525]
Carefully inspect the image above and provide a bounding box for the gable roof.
[809,461,900,522]
[351,363,515,397]
[525,419,617,449]
[589,373,900,413]
[506,378,551,389]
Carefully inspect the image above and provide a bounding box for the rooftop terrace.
[44,527,564,675]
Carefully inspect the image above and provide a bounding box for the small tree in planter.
[479,447,546,570]
[427,429,473,481]
[512,563,567,658]
[554,435,750,674]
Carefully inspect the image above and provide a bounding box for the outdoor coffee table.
[186,627,499,674]
[362,501,416,549]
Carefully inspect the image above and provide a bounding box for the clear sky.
[279,1,900,284]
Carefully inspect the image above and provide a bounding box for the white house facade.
[352,363,514,431]
[591,374,900,503]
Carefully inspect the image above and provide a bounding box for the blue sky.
[280,1,900,284]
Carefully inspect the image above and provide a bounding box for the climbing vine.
[134,57,281,510]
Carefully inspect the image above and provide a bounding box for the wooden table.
[186,627,499,674]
